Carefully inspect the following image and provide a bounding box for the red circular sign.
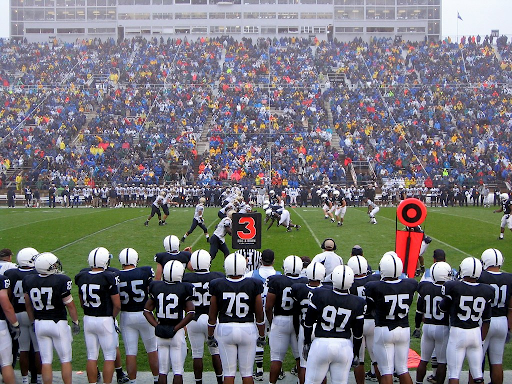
[397,198,427,227]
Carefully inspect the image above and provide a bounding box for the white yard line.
[0,209,101,232]
[190,219,219,249]
[51,216,146,253]
[293,208,321,246]
[353,207,474,257]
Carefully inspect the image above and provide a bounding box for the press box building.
[10,0,441,42]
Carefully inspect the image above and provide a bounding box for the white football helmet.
[35,252,62,275]
[191,249,211,271]
[347,255,369,276]
[16,247,39,268]
[500,193,509,201]
[430,262,452,283]
[332,265,355,290]
[321,193,328,199]
[459,257,483,279]
[88,247,112,270]
[265,208,273,216]
[162,260,185,283]
[118,248,139,266]
[333,190,340,196]
[379,251,403,279]
[163,235,180,253]
[481,248,504,269]
[306,262,326,282]
[269,190,275,196]
[224,253,247,276]
[283,255,303,275]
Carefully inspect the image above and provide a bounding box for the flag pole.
[457,11,459,44]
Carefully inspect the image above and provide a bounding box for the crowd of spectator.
[1,34,512,192]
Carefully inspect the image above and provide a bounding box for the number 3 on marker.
[237,217,256,239]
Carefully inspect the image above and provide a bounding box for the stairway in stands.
[324,99,341,153]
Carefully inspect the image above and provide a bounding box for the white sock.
[22,376,29,384]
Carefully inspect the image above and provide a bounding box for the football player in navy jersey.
[5,247,41,384]
[244,249,281,381]
[154,235,192,280]
[144,260,195,384]
[209,210,233,260]
[346,249,380,384]
[364,252,418,384]
[23,253,80,384]
[302,265,365,384]
[414,262,452,384]
[78,256,128,384]
[0,270,20,384]
[494,192,512,240]
[439,257,495,384]
[321,192,335,222]
[478,249,512,384]
[265,255,308,384]
[208,253,266,384]
[144,191,170,227]
[116,248,159,384]
[182,250,224,384]
[75,247,121,384]
[333,190,347,227]
[291,262,325,384]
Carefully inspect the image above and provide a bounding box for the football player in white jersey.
[363,197,379,224]
[144,191,169,227]
[181,197,210,244]
[209,210,233,260]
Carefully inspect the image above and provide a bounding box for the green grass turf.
[1,203,510,373]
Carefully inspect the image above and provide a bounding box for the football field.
[1,203,511,372]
